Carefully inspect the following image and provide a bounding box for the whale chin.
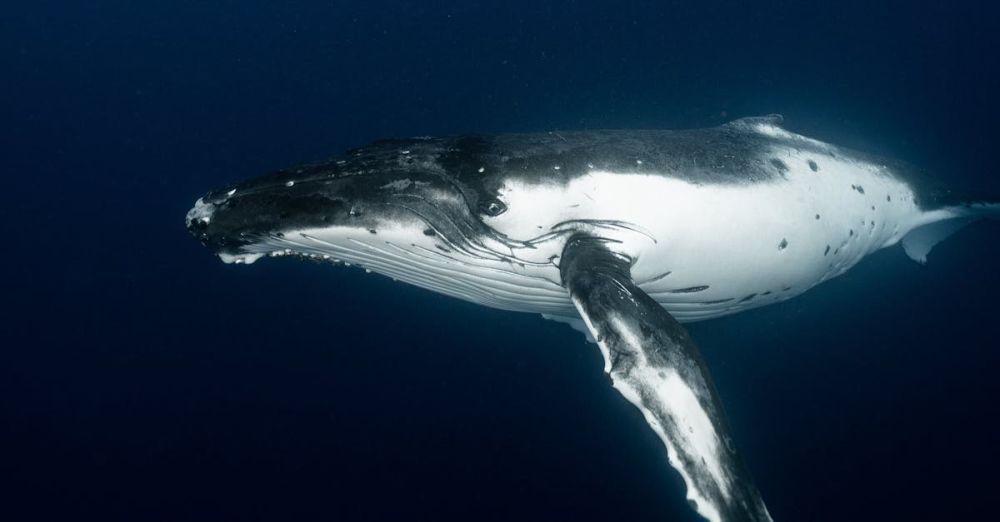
[204,225,389,266]
[217,251,267,265]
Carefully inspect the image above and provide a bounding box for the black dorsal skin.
[211,115,973,216]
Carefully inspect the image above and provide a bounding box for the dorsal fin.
[723,114,785,129]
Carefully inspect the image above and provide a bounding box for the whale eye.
[482,198,507,217]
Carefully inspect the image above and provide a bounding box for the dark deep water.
[3,1,999,520]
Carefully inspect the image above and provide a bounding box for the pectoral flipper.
[559,236,771,522]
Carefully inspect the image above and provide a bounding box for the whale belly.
[628,157,922,321]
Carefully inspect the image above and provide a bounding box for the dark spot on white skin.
[368,229,377,234]
[422,228,435,236]
[824,245,831,256]
[815,214,820,220]
[778,238,788,250]
[871,205,876,210]
[770,158,788,173]
[670,285,710,293]
[645,271,672,283]
[887,195,892,202]
[808,159,819,171]
[739,293,758,303]
[850,229,854,236]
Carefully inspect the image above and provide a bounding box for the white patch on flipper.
[571,296,612,373]
[614,377,724,522]
[568,302,730,522]
[608,315,731,500]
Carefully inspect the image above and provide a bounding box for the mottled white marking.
[611,314,730,494]
[185,198,214,225]
[582,312,726,522]
[285,181,295,187]
[380,179,413,191]
[226,188,237,196]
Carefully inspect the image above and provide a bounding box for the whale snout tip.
[186,195,272,265]
[186,196,236,256]
[186,197,216,234]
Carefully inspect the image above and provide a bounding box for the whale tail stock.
[902,199,1000,264]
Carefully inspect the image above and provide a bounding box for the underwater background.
[3,1,999,520]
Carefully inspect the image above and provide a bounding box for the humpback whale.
[186,115,998,522]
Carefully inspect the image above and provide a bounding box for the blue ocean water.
[3,1,998,520]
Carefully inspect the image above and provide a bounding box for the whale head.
[185,138,529,271]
